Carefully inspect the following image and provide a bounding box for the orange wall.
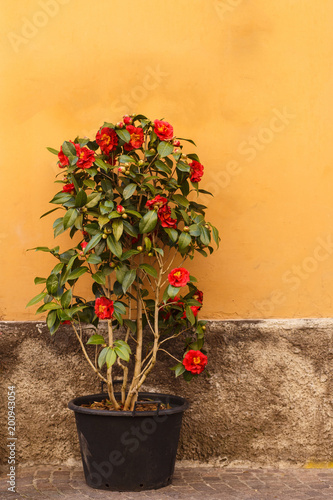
[1,0,333,320]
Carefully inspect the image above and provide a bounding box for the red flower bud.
[123,115,132,125]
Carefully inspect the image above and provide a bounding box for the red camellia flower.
[61,320,71,325]
[58,141,80,168]
[124,125,144,151]
[76,147,95,169]
[168,267,190,287]
[158,205,177,228]
[193,290,203,304]
[189,160,204,183]
[62,183,75,194]
[146,195,168,210]
[154,119,174,141]
[96,127,119,154]
[117,205,125,214]
[183,350,208,375]
[182,305,201,320]
[94,297,114,320]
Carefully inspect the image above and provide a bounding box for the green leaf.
[188,224,201,236]
[62,141,77,157]
[26,292,48,308]
[86,254,102,265]
[144,237,152,251]
[177,161,190,172]
[123,183,137,200]
[47,147,59,155]
[212,226,220,249]
[61,289,72,309]
[94,158,109,171]
[75,190,87,207]
[106,348,117,368]
[119,155,136,163]
[83,179,95,189]
[183,371,194,381]
[41,302,62,311]
[139,210,158,234]
[185,305,195,325]
[172,194,189,208]
[50,192,72,204]
[86,192,102,208]
[187,153,200,162]
[47,310,57,329]
[126,210,142,218]
[98,347,108,369]
[114,344,130,362]
[84,233,103,253]
[139,263,158,278]
[157,141,173,158]
[46,274,59,295]
[122,269,136,293]
[178,232,191,251]
[180,209,190,225]
[174,363,186,377]
[124,319,137,334]
[98,215,110,228]
[107,235,122,259]
[74,214,83,230]
[154,160,172,174]
[113,301,127,315]
[164,227,178,242]
[85,167,97,177]
[40,207,62,219]
[34,277,46,284]
[199,226,211,246]
[87,334,105,345]
[63,208,78,229]
[112,219,124,241]
[116,129,131,143]
[114,339,131,354]
[121,249,140,260]
[122,220,138,238]
[67,267,88,280]
[92,271,106,285]
[166,284,180,299]
[177,137,197,146]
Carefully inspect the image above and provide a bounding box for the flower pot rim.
[68,391,189,417]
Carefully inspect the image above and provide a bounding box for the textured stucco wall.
[2,1,333,321]
[1,318,333,469]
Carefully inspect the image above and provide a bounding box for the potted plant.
[27,113,219,491]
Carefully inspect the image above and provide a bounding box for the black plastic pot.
[68,392,188,491]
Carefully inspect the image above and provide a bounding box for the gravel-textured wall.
[1,319,333,469]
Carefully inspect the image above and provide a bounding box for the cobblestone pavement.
[2,465,333,500]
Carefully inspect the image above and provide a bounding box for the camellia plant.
[28,113,219,411]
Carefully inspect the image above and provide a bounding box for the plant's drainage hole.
[105,484,109,488]
[140,483,144,488]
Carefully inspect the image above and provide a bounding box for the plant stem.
[123,254,144,410]
[71,322,107,384]
[107,320,120,409]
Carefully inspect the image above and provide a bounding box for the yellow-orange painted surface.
[1,0,333,320]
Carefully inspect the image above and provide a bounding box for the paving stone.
[2,466,333,499]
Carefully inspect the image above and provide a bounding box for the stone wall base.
[1,318,333,468]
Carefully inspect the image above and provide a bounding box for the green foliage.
[28,113,221,388]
